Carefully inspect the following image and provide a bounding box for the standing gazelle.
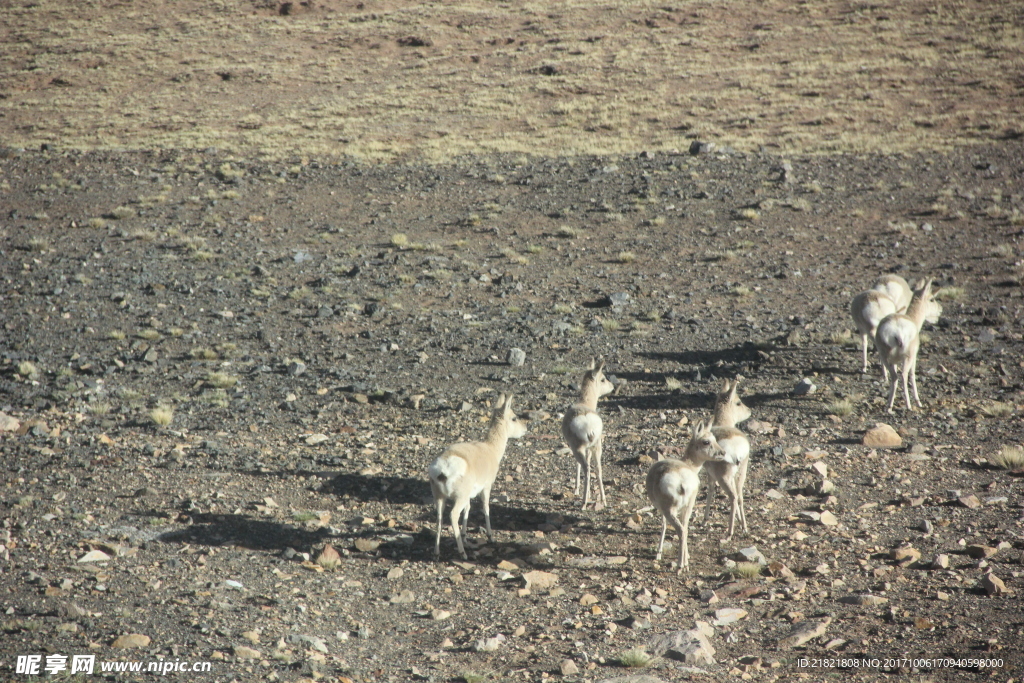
[646,419,727,574]
[875,279,942,412]
[703,378,752,538]
[851,274,911,378]
[428,393,527,559]
[561,358,615,509]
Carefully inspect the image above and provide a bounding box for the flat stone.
[932,554,950,569]
[818,511,838,526]
[390,589,416,604]
[730,547,767,565]
[966,545,998,559]
[566,555,628,568]
[78,550,111,563]
[957,495,982,509]
[522,570,558,591]
[840,594,888,606]
[354,538,380,553]
[892,546,921,564]
[648,629,716,665]
[112,634,151,648]
[431,609,451,621]
[863,423,902,448]
[982,573,1008,596]
[778,617,831,649]
[387,567,404,580]
[792,378,816,396]
[560,659,580,676]
[233,645,261,659]
[712,608,748,626]
[580,593,599,606]
[305,433,329,446]
[506,348,526,366]
[0,412,21,432]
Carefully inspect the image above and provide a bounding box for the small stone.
[840,594,888,606]
[778,617,831,649]
[932,554,950,569]
[473,634,506,652]
[305,433,329,446]
[78,550,111,563]
[936,591,950,601]
[982,573,1008,596]
[233,645,261,659]
[863,423,902,448]
[792,378,816,396]
[818,511,838,526]
[431,609,451,621]
[730,547,768,565]
[580,593,599,607]
[112,634,151,648]
[767,562,795,579]
[712,608,748,625]
[919,520,933,533]
[649,628,716,665]
[387,567,404,580]
[560,659,580,676]
[811,461,828,478]
[507,348,526,366]
[354,538,380,553]
[957,495,982,509]
[522,570,558,591]
[497,560,520,571]
[699,589,719,604]
[914,617,934,630]
[966,545,998,559]
[0,412,20,432]
[607,291,630,307]
[390,589,416,604]
[242,631,260,643]
[287,360,307,376]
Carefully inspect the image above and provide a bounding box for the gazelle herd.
[429,272,943,572]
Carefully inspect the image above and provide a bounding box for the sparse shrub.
[827,398,855,417]
[550,365,572,375]
[619,647,655,668]
[731,286,753,297]
[934,286,965,302]
[202,389,229,408]
[618,250,636,263]
[191,348,218,360]
[191,250,215,262]
[526,244,543,254]
[553,303,573,315]
[990,244,1014,258]
[830,329,855,346]
[600,319,621,332]
[990,445,1024,470]
[557,225,580,239]
[206,372,238,389]
[732,561,762,579]
[137,329,161,341]
[664,376,683,391]
[737,208,759,221]
[28,238,49,252]
[87,217,107,229]
[981,401,1014,418]
[288,286,312,300]
[149,406,173,427]
[110,206,135,219]
[87,401,111,416]
[644,309,662,322]
[108,330,127,341]
[391,233,409,248]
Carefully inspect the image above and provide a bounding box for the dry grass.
[732,562,763,579]
[934,287,966,302]
[206,372,238,389]
[617,250,636,263]
[149,406,174,427]
[990,445,1024,470]
[827,398,856,417]
[980,401,1014,419]
[619,648,655,668]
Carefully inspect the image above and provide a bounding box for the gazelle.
[851,274,913,377]
[428,393,527,559]
[703,378,752,538]
[875,279,942,412]
[646,419,727,573]
[561,358,615,509]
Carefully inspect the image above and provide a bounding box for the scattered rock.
[840,594,888,606]
[112,634,151,648]
[892,546,921,565]
[78,550,111,563]
[982,573,1008,596]
[648,628,716,665]
[580,593,599,607]
[507,348,526,366]
[729,547,767,565]
[792,378,816,396]
[473,634,506,652]
[387,567,404,580]
[0,412,21,432]
[863,423,901,448]
[932,554,950,569]
[966,545,998,559]
[712,608,748,625]
[305,433,329,446]
[957,494,982,509]
[287,360,307,376]
[522,570,558,591]
[431,609,451,621]
[566,555,628,568]
[560,658,580,676]
[354,538,380,553]
[818,511,838,526]
[233,645,261,659]
[390,589,416,604]
[778,617,831,649]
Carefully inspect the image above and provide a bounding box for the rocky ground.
[1,141,1024,682]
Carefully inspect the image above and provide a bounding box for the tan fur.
[703,378,753,538]
[875,279,942,412]
[646,419,727,574]
[561,358,614,509]
[428,394,527,559]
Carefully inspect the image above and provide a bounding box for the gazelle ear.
[587,357,596,371]
[503,394,514,412]
[720,378,731,393]
[729,377,741,397]
[495,393,507,409]
[595,358,606,374]
[694,419,705,435]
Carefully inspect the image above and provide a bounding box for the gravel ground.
[2,143,1024,682]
